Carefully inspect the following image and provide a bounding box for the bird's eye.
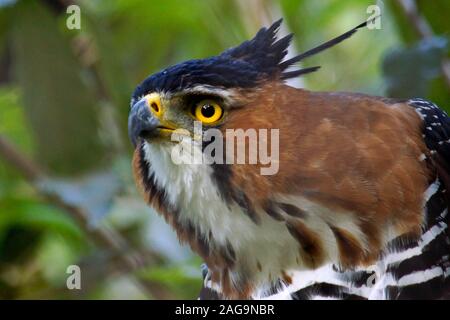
[193,100,223,124]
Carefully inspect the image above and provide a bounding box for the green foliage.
[382,36,450,108]
[0,197,84,242]
[137,259,203,299]
[0,86,31,152]
[416,0,450,38]
[0,196,88,299]
[280,0,396,93]
[12,0,106,175]
[0,86,33,188]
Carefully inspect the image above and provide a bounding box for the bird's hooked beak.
[128,95,177,147]
[128,98,161,147]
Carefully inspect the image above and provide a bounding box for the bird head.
[128,19,321,148]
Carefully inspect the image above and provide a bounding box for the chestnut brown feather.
[220,82,430,266]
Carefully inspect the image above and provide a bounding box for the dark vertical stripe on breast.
[263,201,285,221]
[210,163,260,224]
[277,203,307,219]
[286,221,325,268]
[329,226,366,268]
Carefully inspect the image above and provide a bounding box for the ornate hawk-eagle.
[128,19,450,299]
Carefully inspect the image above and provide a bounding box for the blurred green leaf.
[283,0,399,93]
[0,86,32,151]
[137,261,202,299]
[0,196,85,243]
[382,36,450,107]
[11,0,106,175]
[0,225,40,263]
[385,1,421,44]
[0,85,34,193]
[36,232,84,287]
[417,0,450,37]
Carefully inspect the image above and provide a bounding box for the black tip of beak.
[128,99,160,147]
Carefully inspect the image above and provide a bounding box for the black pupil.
[201,104,216,118]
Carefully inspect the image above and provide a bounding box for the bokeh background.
[0,0,448,299]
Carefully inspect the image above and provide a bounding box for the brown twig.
[0,136,41,181]
[394,0,450,89]
[0,134,170,298]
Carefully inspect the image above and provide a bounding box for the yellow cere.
[146,93,162,117]
[194,100,223,124]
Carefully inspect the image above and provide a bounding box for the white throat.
[141,141,306,294]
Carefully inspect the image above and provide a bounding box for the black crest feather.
[224,17,377,81]
[132,18,376,101]
[221,19,292,76]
